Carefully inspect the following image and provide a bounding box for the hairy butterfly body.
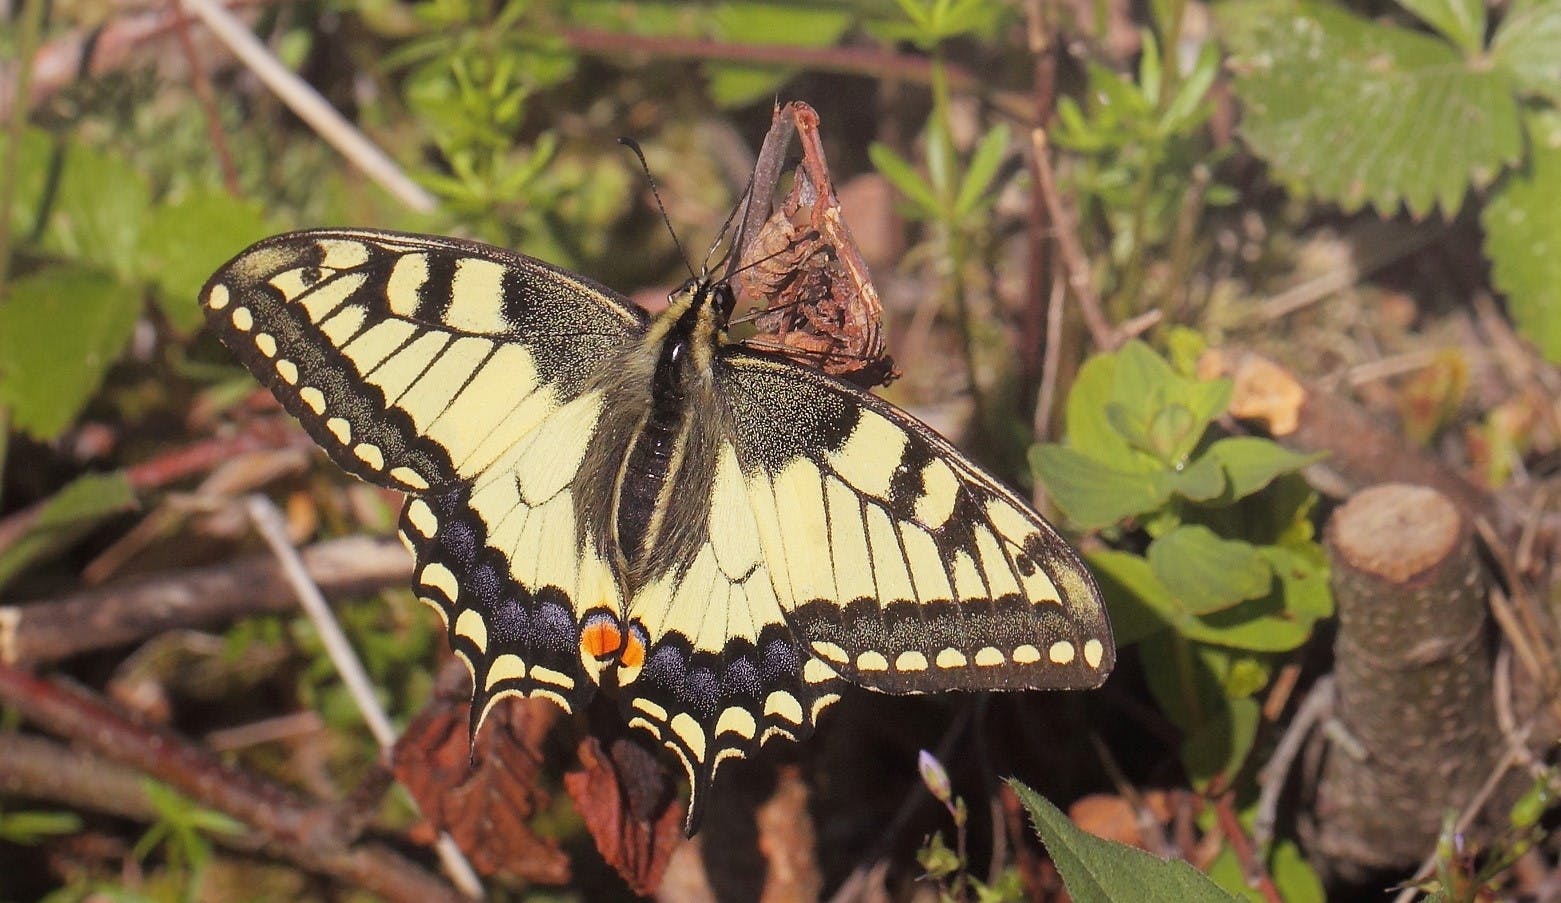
[201,229,1114,831]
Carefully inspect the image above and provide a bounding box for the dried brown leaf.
[736,102,897,388]
[564,735,685,895]
[391,696,569,883]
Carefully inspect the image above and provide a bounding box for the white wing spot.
[390,466,429,490]
[670,712,708,763]
[914,460,960,526]
[1084,639,1106,669]
[974,646,1005,667]
[764,691,803,725]
[803,658,837,685]
[810,692,840,721]
[1047,641,1076,664]
[353,442,385,470]
[855,650,889,672]
[255,333,278,357]
[894,650,929,672]
[317,238,370,269]
[405,499,438,538]
[936,648,967,669]
[419,562,459,600]
[386,253,429,317]
[231,306,254,332]
[454,609,488,651]
[811,641,848,664]
[532,666,576,690]
[486,653,527,688]
[276,359,299,385]
[715,707,757,740]
[299,386,326,414]
[326,417,351,443]
[1012,644,1043,665]
[632,698,669,722]
[206,283,231,310]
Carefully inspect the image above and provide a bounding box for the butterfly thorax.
[581,277,734,595]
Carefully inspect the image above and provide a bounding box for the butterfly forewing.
[716,350,1114,693]
[201,229,647,493]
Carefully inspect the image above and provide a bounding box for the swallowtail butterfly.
[201,229,1114,830]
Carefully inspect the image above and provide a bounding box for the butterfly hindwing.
[200,229,647,493]
[716,349,1115,693]
[617,440,842,802]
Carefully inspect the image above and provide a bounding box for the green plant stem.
[1113,152,1160,319]
[0,0,47,297]
[1158,0,1187,99]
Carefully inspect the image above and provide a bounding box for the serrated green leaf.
[0,267,140,439]
[1204,436,1325,498]
[1148,526,1273,616]
[0,471,138,589]
[1492,1,1561,101]
[1011,781,1242,903]
[1030,445,1172,529]
[1399,0,1487,53]
[1484,114,1561,363]
[1181,696,1260,789]
[1221,0,1523,217]
[139,189,271,332]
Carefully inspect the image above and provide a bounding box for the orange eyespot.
[619,629,647,669]
[581,620,624,661]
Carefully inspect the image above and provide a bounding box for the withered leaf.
[564,735,685,895]
[735,102,897,388]
[392,695,569,884]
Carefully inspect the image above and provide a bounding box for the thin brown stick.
[1211,793,1282,903]
[169,0,241,194]
[0,535,410,666]
[1019,0,1060,396]
[560,27,982,98]
[0,664,463,902]
[1029,128,1117,350]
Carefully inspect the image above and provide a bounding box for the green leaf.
[0,471,138,590]
[703,3,852,107]
[1,128,53,239]
[139,188,272,332]
[869,142,941,218]
[1030,445,1172,529]
[1064,352,1160,472]
[1204,437,1325,499]
[1169,454,1228,503]
[1492,0,1561,102]
[1181,696,1260,789]
[0,267,140,439]
[42,140,152,282]
[1087,550,1177,646]
[953,123,1011,219]
[1221,0,1523,217]
[1148,526,1273,616]
[1260,544,1334,619]
[1398,0,1487,53]
[0,809,84,844]
[1484,112,1561,363]
[1011,781,1242,903]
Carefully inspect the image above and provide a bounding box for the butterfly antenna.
[619,137,697,280]
[705,172,757,277]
